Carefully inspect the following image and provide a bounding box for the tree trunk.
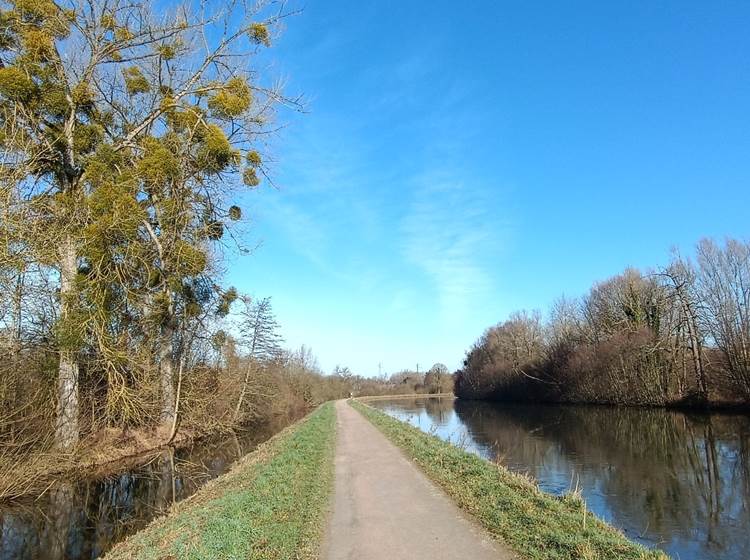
[43,482,76,560]
[56,235,79,449]
[159,323,176,424]
[234,360,253,422]
[167,359,183,444]
[678,296,708,403]
[235,318,259,422]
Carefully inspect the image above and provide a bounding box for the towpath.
[323,400,516,560]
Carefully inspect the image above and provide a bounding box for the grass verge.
[105,402,336,560]
[350,399,668,560]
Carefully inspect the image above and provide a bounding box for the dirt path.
[322,400,516,560]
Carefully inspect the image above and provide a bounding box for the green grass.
[106,402,336,560]
[350,399,668,560]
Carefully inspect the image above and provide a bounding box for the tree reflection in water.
[0,416,294,560]
[373,397,750,560]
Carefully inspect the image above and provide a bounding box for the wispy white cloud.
[260,194,329,267]
[253,111,391,288]
[401,175,508,325]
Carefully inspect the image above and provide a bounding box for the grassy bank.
[106,402,336,560]
[350,400,668,560]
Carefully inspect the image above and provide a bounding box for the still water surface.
[370,396,750,560]
[0,413,301,560]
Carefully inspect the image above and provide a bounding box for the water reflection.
[372,397,750,560]
[0,417,296,560]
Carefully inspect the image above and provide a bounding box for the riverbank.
[0,410,302,503]
[0,426,197,502]
[104,402,336,560]
[351,399,668,560]
[453,393,750,415]
[357,392,455,401]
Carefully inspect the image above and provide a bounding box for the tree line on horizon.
[455,237,750,408]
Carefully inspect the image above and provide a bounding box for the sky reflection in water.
[371,396,750,560]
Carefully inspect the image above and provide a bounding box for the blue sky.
[228,1,750,376]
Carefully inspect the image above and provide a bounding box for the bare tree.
[424,363,450,393]
[696,238,750,396]
[661,253,708,402]
[235,295,282,419]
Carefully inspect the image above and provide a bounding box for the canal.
[0,412,303,560]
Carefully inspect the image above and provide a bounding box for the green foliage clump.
[12,0,70,38]
[71,82,94,106]
[81,146,145,269]
[204,220,224,240]
[86,181,143,236]
[0,66,37,101]
[185,301,201,318]
[158,94,177,119]
[100,13,116,30]
[137,137,180,186]
[241,151,262,186]
[146,268,162,289]
[217,287,238,316]
[40,82,68,117]
[85,144,123,185]
[243,167,260,187]
[13,0,59,21]
[55,308,88,351]
[228,205,242,221]
[211,329,227,349]
[123,66,150,95]
[21,28,54,60]
[208,77,252,119]
[248,22,270,46]
[196,124,239,173]
[158,196,189,231]
[0,12,15,50]
[174,240,208,276]
[114,26,133,41]
[158,85,174,97]
[155,43,178,60]
[73,123,103,154]
[166,105,203,133]
[246,150,261,167]
[148,291,173,327]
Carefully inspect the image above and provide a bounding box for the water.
[370,396,750,560]
[0,414,301,560]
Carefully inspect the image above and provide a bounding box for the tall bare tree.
[661,254,708,402]
[696,238,750,396]
[234,295,282,419]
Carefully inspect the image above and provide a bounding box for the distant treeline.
[455,237,750,408]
